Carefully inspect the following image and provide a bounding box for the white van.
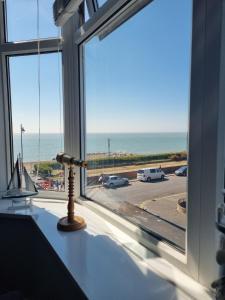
[137,168,165,182]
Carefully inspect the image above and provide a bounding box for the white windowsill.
[0,198,213,300]
[78,197,187,265]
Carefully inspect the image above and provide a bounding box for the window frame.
[72,0,224,287]
[0,0,62,193]
[78,0,192,274]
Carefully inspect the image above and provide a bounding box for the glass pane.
[83,0,192,251]
[84,0,90,22]
[6,0,58,42]
[9,53,65,199]
[98,0,107,7]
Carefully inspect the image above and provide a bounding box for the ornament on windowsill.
[56,152,87,232]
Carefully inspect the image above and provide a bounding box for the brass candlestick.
[56,153,87,232]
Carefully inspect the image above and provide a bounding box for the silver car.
[103,175,129,188]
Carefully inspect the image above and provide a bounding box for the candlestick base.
[57,215,86,232]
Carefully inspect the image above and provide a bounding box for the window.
[0,0,222,287]
[84,1,90,22]
[5,0,58,42]
[83,0,192,252]
[98,0,107,7]
[9,53,65,198]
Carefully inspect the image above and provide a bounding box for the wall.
[0,214,87,300]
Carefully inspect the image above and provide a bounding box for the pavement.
[138,192,187,229]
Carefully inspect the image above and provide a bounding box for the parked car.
[175,166,188,176]
[137,168,165,182]
[103,175,129,188]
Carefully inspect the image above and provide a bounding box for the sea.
[13,132,187,162]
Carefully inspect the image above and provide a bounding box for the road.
[86,175,187,206]
[86,175,187,250]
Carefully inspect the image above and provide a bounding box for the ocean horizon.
[13,132,188,162]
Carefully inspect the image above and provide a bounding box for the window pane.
[6,0,58,42]
[84,0,90,22]
[83,0,192,251]
[9,53,65,199]
[98,0,107,7]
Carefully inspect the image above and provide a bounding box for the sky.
[8,0,192,134]
[7,0,62,134]
[10,54,62,134]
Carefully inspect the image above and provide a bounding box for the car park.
[103,175,129,188]
[175,166,188,176]
[137,168,165,182]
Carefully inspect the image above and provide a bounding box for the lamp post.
[107,138,111,157]
[20,124,25,169]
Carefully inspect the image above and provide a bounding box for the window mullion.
[0,2,12,194]
[0,0,5,44]
[62,13,82,198]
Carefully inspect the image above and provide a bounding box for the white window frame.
[0,1,61,194]
[60,0,225,288]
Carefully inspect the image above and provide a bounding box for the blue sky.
[10,54,62,134]
[7,0,62,134]
[9,0,192,134]
[85,0,192,133]
[6,0,58,41]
